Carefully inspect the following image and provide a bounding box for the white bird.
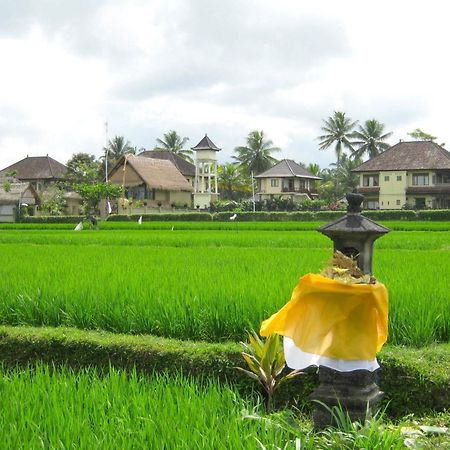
[138,216,142,225]
[230,214,237,220]
[74,221,83,231]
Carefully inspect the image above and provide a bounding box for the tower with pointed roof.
[191,134,220,209]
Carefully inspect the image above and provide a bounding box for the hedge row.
[0,325,448,417]
[16,209,450,223]
[19,215,85,223]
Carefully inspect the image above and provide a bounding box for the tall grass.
[0,364,293,449]
[0,230,448,345]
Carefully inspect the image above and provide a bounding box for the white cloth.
[284,337,380,372]
[74,222,83,231]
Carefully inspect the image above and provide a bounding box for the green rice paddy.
[0,225,448,346]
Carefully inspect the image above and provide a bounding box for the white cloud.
[1,0,450,171]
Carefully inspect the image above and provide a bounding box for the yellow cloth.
[260,273,388,361]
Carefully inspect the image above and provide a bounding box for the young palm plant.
[237,330,302,412]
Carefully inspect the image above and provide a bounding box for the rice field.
[0,226,448,346]
[0,364,293,449]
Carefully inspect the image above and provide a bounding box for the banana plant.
[237,330,303,412]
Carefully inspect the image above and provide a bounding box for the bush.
[364,210,418,221]
[416,209,450,221]
[0,325,448,417]
[19,215,85,223]
[132,213,213,222]
[313,211,346,221]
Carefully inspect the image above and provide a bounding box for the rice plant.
[0,229,448,345]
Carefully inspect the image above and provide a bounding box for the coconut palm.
[352,119,393,160]
[154,130,193,162]
[318,112,358,167]
[104,136,136,161]
[233,130,280,176]
[217,163,250,200]
[335,154,363,195]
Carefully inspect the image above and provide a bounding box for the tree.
[318,111,358,167]
[217,163,250,200]
[66,153,101,184]
[154,130,193,162]
[233,130,280,176]
[73,182,123,216]
[335,154,363,195]
[351,119,393,160]
[407,128,437,141]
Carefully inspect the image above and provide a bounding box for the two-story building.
[255,159,321,202]
[353,141,450,209]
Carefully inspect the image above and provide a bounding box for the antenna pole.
[104,121,109,182]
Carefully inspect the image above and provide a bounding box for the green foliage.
[416,209,450,221]
[39,188,67,216]
[237,331,302,411]
[0,363,295,449]
[0,326,449,417]
[154,130,193,162]
[17,215,85,224]
[2,180,11,192]
[233,130,280,176]
[351,119,393,159]
[407,128,437,141]
[73,182,123,216]
[107,212,214,221]
[318,111,357,166]
[66,152,101,184]
[0,229,449,347]
[217,163,251,200]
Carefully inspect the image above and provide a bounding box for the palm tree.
[318,111,358,168]
[154,130,193,162]
[104,136,135,160]
[217,163,250,200]
[352,119,393,160]
[233,130,280,176]
[306,163,321,177]
[335,154,363,195]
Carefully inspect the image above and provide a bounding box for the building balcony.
[406,184,450,195]
[281,187,317,194]
[356,186,380,194]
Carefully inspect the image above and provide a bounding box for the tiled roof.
[112,156,193,192]
[254,159,321,179]
[191,134,221,151]
[353,141,450,172]
[139,150,195,177]
[0,155,68,180]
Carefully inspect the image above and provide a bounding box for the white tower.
[192,134,220,209]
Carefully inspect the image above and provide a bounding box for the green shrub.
[19,215,85,223]
[416,209,450,221]
[107,213,213,222]
[364,210,418,221]
[313,211,346,221]
[0,325,448,417]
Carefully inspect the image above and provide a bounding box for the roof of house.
[0,155,68,180]
[0,182,39,205]
[353,141,450,172]
[254,159,322,179]
[139,150,196,177]
[191,134,221,151]
[113,156,194,192]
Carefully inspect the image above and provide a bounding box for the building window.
[396,199,401,205]
[384,175,390,182]
[397,175,402,181]
[362,175,379,187]
[366,200,379,209]
[412,173,429,186]
[270,179,279,187]
[415,197,426,209]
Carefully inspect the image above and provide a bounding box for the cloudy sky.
[1,0,449,171]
